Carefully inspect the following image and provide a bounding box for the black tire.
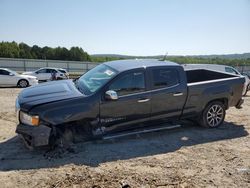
[198,101,226,128]
[18,79,29,88]
[51,127,74,148]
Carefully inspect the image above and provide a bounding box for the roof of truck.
[104,59,179,72]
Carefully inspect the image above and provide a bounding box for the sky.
[0,0,250,56]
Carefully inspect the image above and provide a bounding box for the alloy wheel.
[206,104,224,127]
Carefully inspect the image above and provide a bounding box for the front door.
[35,68,48,81]
[100,69,151,133]
[0,69,14,86]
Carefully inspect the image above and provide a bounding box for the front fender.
[30,95,100,126]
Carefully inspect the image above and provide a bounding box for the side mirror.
[9,73,14,76]
[105,90,118,100]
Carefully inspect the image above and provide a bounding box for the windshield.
[8,69,18,75]
[77,64,117,95]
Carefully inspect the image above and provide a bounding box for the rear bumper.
[16,123,52,147]
[236,98,244,109]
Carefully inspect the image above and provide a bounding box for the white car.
[0,68,38,88]
[22,67,69,82]
[183,64,250,96]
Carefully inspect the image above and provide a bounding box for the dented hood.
[17,80,83,112]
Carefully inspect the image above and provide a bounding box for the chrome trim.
[118,84,180,99]
[173,92,183,97]
[105,90,118,100]
[103,124,181,140]
[137,98,150,103]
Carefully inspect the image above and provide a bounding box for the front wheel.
[199,101,226,128]
[18,79,29,88]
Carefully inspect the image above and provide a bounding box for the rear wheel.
[18,79,29,88]
[199,101,226,128]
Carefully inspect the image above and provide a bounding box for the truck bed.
[185,69,237,84]
[182,69,245,118]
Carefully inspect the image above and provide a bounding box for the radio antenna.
[163,51,168,61]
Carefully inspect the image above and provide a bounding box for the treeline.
[91,55,250,66]
[91,56,126,63]
[0,41,91,61]
[1,41,250,66]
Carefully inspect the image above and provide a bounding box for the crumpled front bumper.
[16,124,52,148]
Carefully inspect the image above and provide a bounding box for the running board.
[103,124,181,140]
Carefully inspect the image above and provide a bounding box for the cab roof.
[104,59,179,72]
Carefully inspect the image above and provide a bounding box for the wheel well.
[206,98,228,109]
[52,121,93,145]
[55,120,92,135]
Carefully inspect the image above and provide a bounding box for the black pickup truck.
[15,60,245,148]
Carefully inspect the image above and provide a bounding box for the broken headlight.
[19,111,39,126]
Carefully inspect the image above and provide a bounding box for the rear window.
[36,69,46,73]
[225,67,239,75]
[151,68,179,89]
[46,69,57,73]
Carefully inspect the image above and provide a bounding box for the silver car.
[22,67,69,81]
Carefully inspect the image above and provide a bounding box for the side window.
[36,69,46,74]
[59,69,66,73]
[46,69,57,73]
[225,67,238,75]
[0,70,10,75]
[151,68,179,89]
[109,71,145,96]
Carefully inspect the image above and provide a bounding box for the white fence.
[0,57,250,74]
[0,58,98,74]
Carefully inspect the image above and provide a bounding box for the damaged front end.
[15,99,52,149]
[16,123,52,149]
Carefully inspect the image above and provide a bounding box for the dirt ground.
[0,88,249,188]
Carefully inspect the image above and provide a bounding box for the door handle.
[173,92,183,97]
[138,98,150,103]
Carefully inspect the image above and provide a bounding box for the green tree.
[0,41,20,58]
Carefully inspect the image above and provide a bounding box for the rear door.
[46,69,57,80]
[100,69,151,132]
[149,67,187,121]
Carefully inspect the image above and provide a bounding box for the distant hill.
[192,53,250,59]
[91,53,250,66]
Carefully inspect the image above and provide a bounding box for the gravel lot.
[0,88,249,188]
